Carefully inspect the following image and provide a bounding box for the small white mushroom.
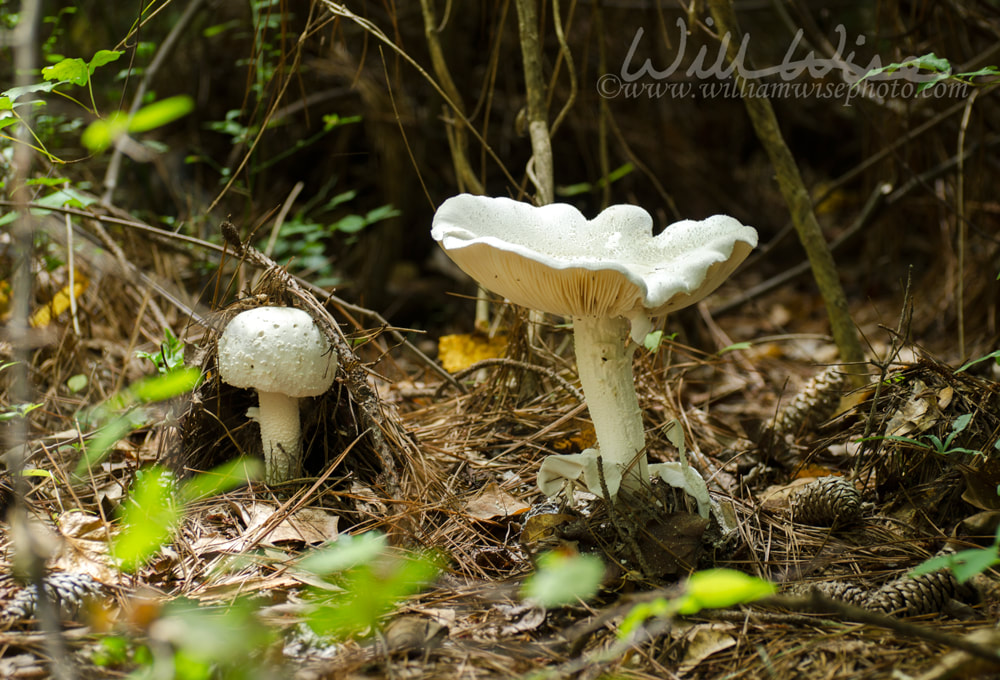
[431,194,757,513]
[217,307,337,484]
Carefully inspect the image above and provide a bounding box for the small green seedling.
[858,413,981,457]
[957,349,1000,374]
[136,327,187,375]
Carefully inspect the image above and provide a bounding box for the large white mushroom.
[431,194,757,516]
[217,306,337,484]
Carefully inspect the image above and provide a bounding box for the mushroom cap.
[431,194,758,321]
[217,307,336,397]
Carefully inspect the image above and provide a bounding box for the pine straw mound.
[4,224,1000,678]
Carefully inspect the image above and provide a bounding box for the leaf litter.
[1,221,1000,679]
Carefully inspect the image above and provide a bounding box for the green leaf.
[74,415,134,477]
[306,551,442,637]
[42,57,90,85]
[26,176,70,187]
[676,569,775,615]
[957,350,1000,374]
[297,533,389,575]
[80,114,127,152]
[951,413,973,435]
[956,66,1000,79]
[113,466,179,571]
[618,597,674,638]
[180,459,262,503]
[719,341,752,354]
[82,96,193,152]
[66,374,88,392]
[2,81,58,102]
[913,53,951,73]
[322,113,361,130]
[128,95,193,133]
[910,549,1000,584]
[31,186,98,212]
[88,49,122,72]
[128,367,201,403]
[521,551,604,606]
[19,468,53,478]
[0,402,42,421]
[364,204,400,224]
[333,214,367,234]
[644,330,664,354]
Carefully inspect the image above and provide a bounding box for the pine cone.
[867,571,957,617]
[811,580,871,607]
[772,366,845,437]
[0,571,104,623]
[791,476,862,526]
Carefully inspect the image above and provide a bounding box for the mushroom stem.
[572,315,647,493]
[253,391,303,484]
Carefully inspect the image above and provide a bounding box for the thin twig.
[433,357,584,401]
[955,90,979,360]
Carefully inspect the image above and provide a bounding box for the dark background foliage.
[6,0,999,353]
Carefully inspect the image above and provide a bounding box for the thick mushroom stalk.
[431,194,757,511]
[572,315,646,491]
[250,391,305,483]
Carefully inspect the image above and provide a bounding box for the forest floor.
[2,224,1000,680]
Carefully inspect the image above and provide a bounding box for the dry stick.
[9,200,454,384]
[7,2,74,678]
[418,0,484,196]
[547,0,577,139]
[101,0,207,205]
[416,0,494,331]
[514,0,558,342]
[433,357,584,401]
[955,90,979,360]
[593,2,612,209]
[777,592,1000,665]
[262,181,304,259]
[706,0,867,386]
[515,0,554,205]
[207,17,306,213]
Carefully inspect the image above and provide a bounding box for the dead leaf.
[496,601,546,635]
[58,509,109,541]
[885,379,940,438]
[520,511,578,552]
[638,512,709,577]
[464,482,530,521]
[437,333,507,373]
[677,623,738,677]
[960,510,1000,536]
[760,477,818,511]
[959,461,1000,511]
[383,615,447,654]
[195,502,339,553]
[937,386,955,410]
